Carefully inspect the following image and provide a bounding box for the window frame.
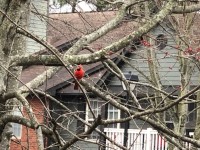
[188,103,196,122]
[164,110,173,123]
[85,99,104,140]
[107,103,121,129]
[155,34,168,50]
[11,105,23,139]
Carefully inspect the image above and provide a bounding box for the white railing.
[104,128,167,150]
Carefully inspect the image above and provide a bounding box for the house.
[49,12,199,149]
[13,10,200,150]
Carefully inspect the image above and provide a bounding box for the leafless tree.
[0,0,200,150]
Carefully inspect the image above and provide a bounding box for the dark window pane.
[155,34,168,50]
[188,103,196,121]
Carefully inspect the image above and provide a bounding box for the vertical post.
[122,72,138,148]
[146,128,152,150]
[123,92,129,147]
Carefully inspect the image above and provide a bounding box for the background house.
[45,12,199,149]
[12,5,200,149]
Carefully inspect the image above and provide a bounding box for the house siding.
[73,141,98,150]
[50,98,79,141]
[26,0,47,54]
[108,25,199,87]
[10,97,45,150]
[48,96,84,149]
[106,25,199,131]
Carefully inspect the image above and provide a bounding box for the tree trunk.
[0,0,30,148]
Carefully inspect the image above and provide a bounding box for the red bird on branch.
[74,65,85,90]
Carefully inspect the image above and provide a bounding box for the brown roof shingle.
[47,11,138,49]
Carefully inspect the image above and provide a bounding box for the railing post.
[146,128,152,150]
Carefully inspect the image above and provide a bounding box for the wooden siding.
[109,25,199,87]
[73,141,99,150]
[26,0,47,54]
[51,98,79,141]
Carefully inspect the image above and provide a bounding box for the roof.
[21,11,138,93]
[47,11,138,49]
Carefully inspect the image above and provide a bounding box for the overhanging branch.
[172,3,200,14]
[11,53,108,66]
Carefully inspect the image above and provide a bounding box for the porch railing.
[104,128,168,150]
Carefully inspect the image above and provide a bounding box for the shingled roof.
[47,11,138,49]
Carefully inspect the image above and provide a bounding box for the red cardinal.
[74,65,85,90]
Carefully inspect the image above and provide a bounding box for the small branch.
[60,115,101,150]
[81,78,200,146]
[0,115,37,129]
[15,92,36,123]
[103,0,124,5]
[103,59,141,109]
[51,119,63,147]
[160,132,186,150]
[35,90,127,150]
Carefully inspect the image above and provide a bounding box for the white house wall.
[26,0,47,54]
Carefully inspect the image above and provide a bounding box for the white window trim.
[85,101,121,140]
[11,105,23,139]
[164,110,173,123]
[85,99,103,140]
[107,104,121,129]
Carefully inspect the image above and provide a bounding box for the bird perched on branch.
[74,65,85,90]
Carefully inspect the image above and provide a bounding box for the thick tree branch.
[12,0,177,68]
[66,0,137,54]
[172,3,200,14]
[100,0,177,54]
[0,114,61,145]
[103,59,141,108]
[10,53,108,66]
[15,92,44,149]
[0,115,37,129]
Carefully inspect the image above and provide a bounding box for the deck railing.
[104,128,168,150]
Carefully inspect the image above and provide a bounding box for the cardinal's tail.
[74,82,79,90]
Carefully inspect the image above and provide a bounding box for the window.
[165,103,196,123]
[155,34,168,50]
[12,106,23,138]
[164,110,173,123]
[85,101,121,139]
[85,100,104,139]
[107,104,121,128]
[130,37,144,49]
[188,103,196,122]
